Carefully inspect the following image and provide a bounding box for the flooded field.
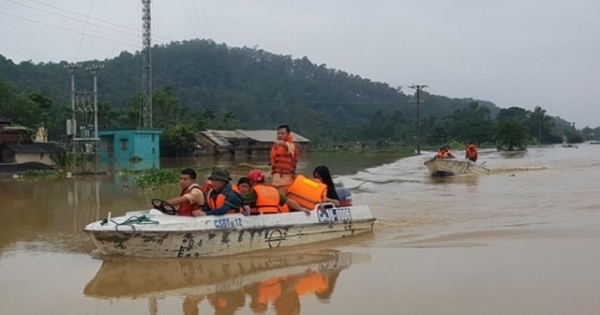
[1,145,599,315]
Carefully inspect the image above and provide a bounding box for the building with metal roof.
[197,129,310,155]
[0,142,63,165]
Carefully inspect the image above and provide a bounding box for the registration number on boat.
[214,218,243,229]
[317,207,352,223]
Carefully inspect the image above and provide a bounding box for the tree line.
[0,39,590,155]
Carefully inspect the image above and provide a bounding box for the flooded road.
[1,145,599,315]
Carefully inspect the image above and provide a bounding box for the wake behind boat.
[424,157,491,177]
[83,204,375,258]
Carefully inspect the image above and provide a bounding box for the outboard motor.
[335,187,353,207]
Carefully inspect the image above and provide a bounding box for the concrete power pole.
[65,62,81,173]
[141,0,153,128]
[87,64,103,173]
[409,85,427,155]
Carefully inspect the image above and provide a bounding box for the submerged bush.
[21,170,62,180]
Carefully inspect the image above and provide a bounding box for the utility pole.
[141,0,153,128]
[64,62,81,173]
[87,64,103,174]
[409,85,427,155]
[538,118,542,144]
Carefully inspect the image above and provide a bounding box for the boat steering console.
[151,199,177,215]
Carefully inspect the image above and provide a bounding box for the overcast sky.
[1,0,599,127]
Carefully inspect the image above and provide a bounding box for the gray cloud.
[1,0,598,127]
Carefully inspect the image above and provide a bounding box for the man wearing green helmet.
[199,168,243,216]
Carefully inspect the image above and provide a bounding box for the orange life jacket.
[232,184,240,193]
[295,271,329,296]
[207,188,239,214]
[436,149,446,159]
[257,278,283,305]
[270,135,299,175]
[178,183,203,216]
[466,144,478,158]
[251,184,282,214]
[202,181,213,193]
[208,295,228,309]
[286,175,327,210]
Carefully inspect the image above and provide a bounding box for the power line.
[108,2,142,57]
[84,0,111,61]
[0,11,140,48]
[152,1,173,40]
[74,0,96,62]
[2,0,143,41]
[3,0,171,42]
[179,0,199,38]
[198,0,213,38]
[189,0,206,37]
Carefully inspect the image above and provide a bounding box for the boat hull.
[424,158,490,176]
[84,206,375,258]
[84,249,371,299]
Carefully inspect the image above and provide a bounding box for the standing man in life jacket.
[201,168,243,216]
[166,168,205,217]
[465,141,479,162]
[270,124,299,195]
[244,170,311,216]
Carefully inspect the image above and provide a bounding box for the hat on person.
[207,168,231,182]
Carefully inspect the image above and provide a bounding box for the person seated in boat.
[199,169,243,216]
[235,177,251,194]
[244,169,311,215]
[313,165,340,207]
[442,145,455,159]
[165,168,205,217]
[436,147,446,159]
[465,141,479,162]
[286,172,332,211]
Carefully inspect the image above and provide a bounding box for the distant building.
[0,127,30,144]
[98,128,162,169]
[0,117,12,128]
[0,118,65,173]
[198,129,310,155]
[0,120,64,167]
[0,142,63,165]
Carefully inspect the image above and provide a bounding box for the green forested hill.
[0,39,583,152]
[0,40,497,123]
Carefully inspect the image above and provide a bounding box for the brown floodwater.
[1,145,599,315]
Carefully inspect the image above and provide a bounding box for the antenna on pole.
[141,0,152,128]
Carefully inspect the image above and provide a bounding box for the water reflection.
[84,249,370,315]
[0,177,143,254]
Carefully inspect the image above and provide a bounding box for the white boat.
[84,249,370,299]
[424,158,491,177]
[83,204,375,258]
